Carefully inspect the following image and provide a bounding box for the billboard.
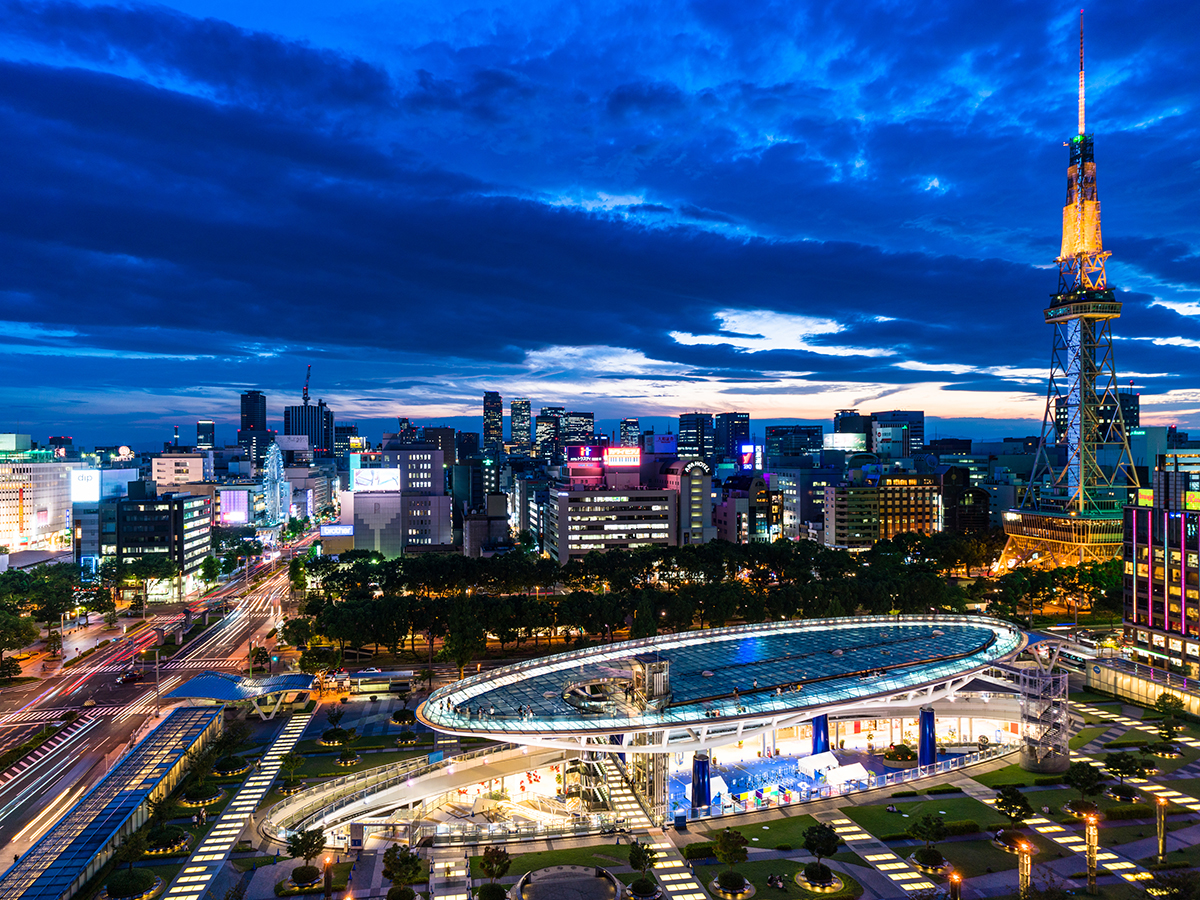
[740,444,756,471]
[70,469,101,503]
[823,433,868,451]
[320,524,355,537]
[1187,491,1200,511]
[1137,488,1155,507]
[352,468,401,491]
[219,489,249,525]
[565,445,604,464]
[603,447,641,467]
[651,434,677,455]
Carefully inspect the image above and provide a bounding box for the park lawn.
[231,855,283,873]
[700,812,821,849]
[470,845,632,880]
[1104,728,1165,747]
[695,859,864,899]
[1101,819,1193,848]
[293,734,402,754]
[841,796,1006,838]
[828,849,872,870]
[939,838,1020,878]
[1151,741,1200,774]
[276,861,353,895]
[1152,776,1200,800]
[293,748,428,779]
[1070,692,1120,705]
[970,763,1035,789]
[1070,727,1112,750]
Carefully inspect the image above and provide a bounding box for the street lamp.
[949,873,962,900]
[1085,815,1098,895]
[1157,796,1168,863]
[1018,842,1032,897]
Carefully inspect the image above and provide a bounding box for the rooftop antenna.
[1078,9,1085,135]
[302,364,312,406]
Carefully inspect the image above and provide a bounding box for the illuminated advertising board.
[565,445,604,464]
[603,447,641,467]
[1137,488,1155,507]
[352,468,401,491]
[823,433,868,451]
[70,469,101,503]
[1187,491,1200,511]
[220,489,249,525]
[320,524,355,537]
[740,444,756,471]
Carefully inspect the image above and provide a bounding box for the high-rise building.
[714,412,750,463]
[834,409,870,440]
[620,418,641,447]
[196,420,215,450]
[511,399,531,446]
[562,411,595,445]
[422,427,456,467]
[240,391,267,432]
[765,425,823,467]
[483,391,503,448]
[455,431,481,460]
[284,399,335,457]
[1055,389,1139,444]
[870,411,925,459]
[334,424,365,456]
[534,415,560,460]
[678,413,715,460]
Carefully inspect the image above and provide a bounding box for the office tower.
[334,424,362,456]
[240,390,267,432]
[870,410,925,459]
[422,427,456,466]
[677,413,715,460]
[834,409,870,441]
[534,415,560,460]
[714,412,750,462]
[456,430,481,459]
[196,420,215,450]
[562,411,595,445]
[1003,17,1137,569]
[765,425,823,467]
[1054,389,1138,443]
[284,398,335,457]
[511,399,532,446]
[483,391,503,448]
[620,418,640,448]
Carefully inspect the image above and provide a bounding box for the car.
[360,668,381,674]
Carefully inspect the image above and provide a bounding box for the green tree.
[480,845,512,884]
[1154,692,1186,743]
[1146,870,1200,900]
[46,629,63,657]
[627,839,657,892]
[0,657,21,682]
[281,752,305,786]
[282,617,314,647]
[148,796,179,829]
[802,822,840,868]
[382,844,422,885]
[1064,760,1106,805]
[114,831,148,872]
[443,595,487,679]
[1105,752,1147,785]
[714,827,748,873]
[252,646,270,670]
[286,828,326,866]
[0,613,40,664]
[908,814,948,866]
[200,556,220,587]
[995,785,1034,827]
[289,558,308,594]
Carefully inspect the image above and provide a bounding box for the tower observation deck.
[1002,13,1138,568]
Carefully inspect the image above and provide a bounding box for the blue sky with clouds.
[1,0,1198,447]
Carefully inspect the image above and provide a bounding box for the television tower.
[1002,12,1138,568]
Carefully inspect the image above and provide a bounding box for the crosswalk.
[70,657,236,675]
[0,716,93,784]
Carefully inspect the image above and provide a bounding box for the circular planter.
[629,883,663,900]
[335,755,360,767]
[1107,786,1140,803]
[178,787,225,808]
[993,832,1040,855]
[1149,745,1183,759]
[145,831,190,856]
[908,853,952,875]
[213,759,253,778]
[881,757,920,769]
[280,782,308,796]
[709,876,754,899]
[99,875,164,900]
[796,872,845,894]
[1062,800,1100,819]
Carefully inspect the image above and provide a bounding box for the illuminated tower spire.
[1001,15,1138,568]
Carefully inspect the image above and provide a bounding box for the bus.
[347,670,413,695]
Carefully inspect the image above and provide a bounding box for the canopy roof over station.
[166,671,315,701]
[417,615,1025,752]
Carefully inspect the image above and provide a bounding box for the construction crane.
[302,364,311,406]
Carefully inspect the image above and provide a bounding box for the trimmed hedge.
[880,832,911,842]
[683,842,717,860]
[1034,776,1065,786]
[891,790,919,798]
[944,820,980,836]
[1104,804,1155,821]
[992,782,1028,790]
[776,843,793,852]
[387,887,416,900]
[476,886,506,900]
[1104,738,1150,749]
[927,786,963,795]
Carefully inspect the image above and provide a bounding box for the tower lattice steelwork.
[1002,14,1138,568]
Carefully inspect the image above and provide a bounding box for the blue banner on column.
[692,752,710,809]
[812,714,829,755]
[918,706,936,767]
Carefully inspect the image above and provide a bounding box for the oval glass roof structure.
[417,615,1025,752]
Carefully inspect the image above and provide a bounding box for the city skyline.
[2,2,1198,445]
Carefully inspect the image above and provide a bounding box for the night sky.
[2,1,1198,447]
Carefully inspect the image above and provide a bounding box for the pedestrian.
[192,814,198,828]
